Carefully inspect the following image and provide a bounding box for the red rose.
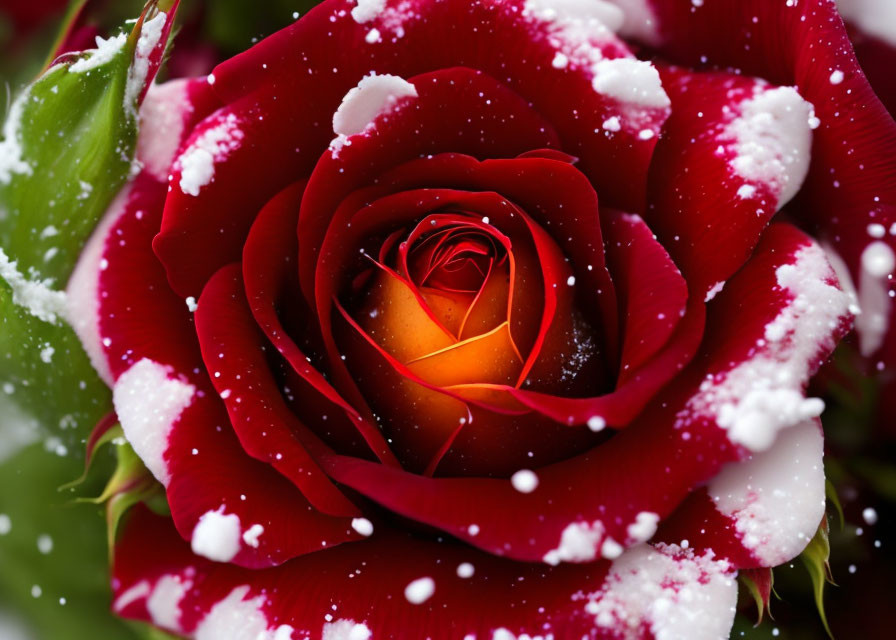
[66,1,892,638]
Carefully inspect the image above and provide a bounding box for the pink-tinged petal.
[647,66,814,296]
[193,264,360,518]
[641,0,896,361]
[113,506,738,640]
[658,419,826,569]
[601,209,689,384]
[320,224,849,565]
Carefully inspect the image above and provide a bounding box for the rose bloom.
[64,0,895,638]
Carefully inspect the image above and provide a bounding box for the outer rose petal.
[320,225,850,565]
[112,505,738,640]
[640,0,896,364]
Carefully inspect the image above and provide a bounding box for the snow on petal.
[67,33,128,73]
[724,86,814,211]
[191,507,242,563]
[194,585,293,640]
[583,544,737,640]
[708,419,825,566]
[330,72,418,154]
[542,520,605,565]
[322,619,372,640]
[124,12,168,114]
[591,58,670,109]
[113,358,195,486]
[351,0,386,24]
[679,242,851,452]
[147,573,193,633]
[177,113,244,196]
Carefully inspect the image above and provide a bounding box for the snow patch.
[0,249,68,324]
[0,87,32,184]
[679,243,850,452]
[113,358,195,485]
[724,86,814,211]
[351,0,386,23]
[584,544,737,640]
[704,281,726,302]
[191,507,242,563]
[242,524,265,548]
[68,33,127,73]
[330,73,417,154]
[194,585,293,640]
[591,58,670,109]
[543,520,605,565]
[177,112,243,196]
[322,619,372,640]
[351,517,374,537]
[626,512,660,544]
[147,574,192,632]
[709,420,825,566]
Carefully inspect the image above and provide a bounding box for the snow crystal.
[147,574,192,632]
[456,562,475,578]
[511,469,539,493]
[709,420,824,565]
[837,0,896,47]
[863,507,879,525]
[725,86,814,211]
[36,534,53,554]
[242,524,265,548]
[0,249,68,324]
[591,58,670,108]
[679,243,849,452]
[543,520,605,565]
[626,512,660,544]
[552,52,570,68]
[829,70,844,85]
[113,358,195,485]
[0,514,10,535]
[351,0,386,23]
[601,537,624,559]
[602,116,621,132]
[584,544,737,640]
[587,415,606,432]
[177,113,243,196]
[351,517,374,537]
[68,33,127,73]
[0,87,32,184]
[194,585,294,640]
[857,241,895,356]
[124,12,168,114]
[322,619,372,640]
[704,281,726,303]
[404,576,435,604]
[191,507,242,562]
[330,73,417,154]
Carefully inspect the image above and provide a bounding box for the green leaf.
[0,443,144,640]
[799,517,835,639]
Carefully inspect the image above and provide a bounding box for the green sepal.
[58,418,122,491]
[799,516,835,639]
[739,567,775,626]
[825,478,845,531]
